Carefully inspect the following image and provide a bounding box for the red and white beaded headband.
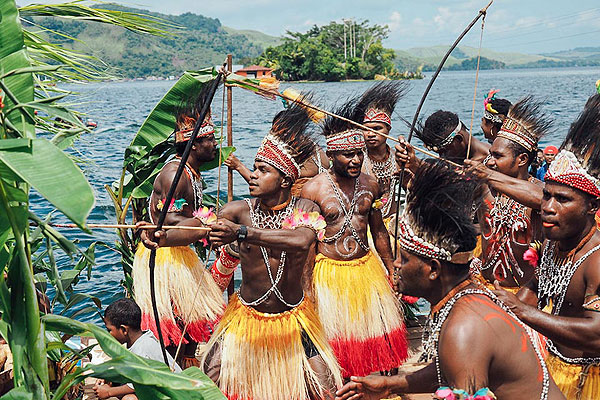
[326,128,366,152]
[545,150,600,198]
[364,107,392,127]
[397,216,474,264]
[255,134,301,181]
[497,117,537,152]
[175,114,215,143]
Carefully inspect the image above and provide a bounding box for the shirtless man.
[201,102,342,400]
[469,97,552,290]
[495,95,600,400]
[134,90,225,367]
[301,100,407,377]
[335,161,564,400]
[355,81,407,221]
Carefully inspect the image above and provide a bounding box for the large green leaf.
[0,138,94,228]
[0,1,35,139]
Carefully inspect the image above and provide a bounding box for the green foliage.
[257,20,403,81]
[446,56,506,71]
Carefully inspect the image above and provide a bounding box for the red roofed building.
[235,65,273,78]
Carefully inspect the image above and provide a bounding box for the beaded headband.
[255,134,301,181]
[175,114,215,143]
[397,217,474,264]
[326,128,366,152]
[425,121,462,153]
[484,109,504,124]
[496,117,537,152]
[364,107,392,127]
[545,149,600,198]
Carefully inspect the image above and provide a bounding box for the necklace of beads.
[480,193,528,275]
[239,197,303,308]
[368,148,398,217]
[422,285,549,400]
[537,234,600,365]
[322,172,370,252]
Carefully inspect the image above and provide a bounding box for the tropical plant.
[0,1,225,398]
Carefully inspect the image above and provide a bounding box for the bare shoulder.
[294,197,321,213]
[582,235,600,284]
[300,172,328,200]
[154,162,178,188]
[360,172,380,193]
[219,199,250,220]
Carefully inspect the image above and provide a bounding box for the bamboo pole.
[226,54,235,298]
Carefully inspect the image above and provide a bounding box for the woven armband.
[157,198,188,212]
[583,294,600,312]
[282,208,326,241]
[434,386,496,400]
[211,245,240,292]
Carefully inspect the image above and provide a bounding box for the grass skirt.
[202,294,342,400]
[313,251,408,377]
[132,244,225,346]
[547,353,600,400]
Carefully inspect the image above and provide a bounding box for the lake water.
[30,66,600,323]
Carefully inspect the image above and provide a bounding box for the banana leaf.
[0,138,94,229]
[44,314,226,400]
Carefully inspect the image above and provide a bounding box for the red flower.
[523,247,539,268]
[401,295,419,304]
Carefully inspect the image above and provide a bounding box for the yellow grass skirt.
[313,252,408,377]
[132,244,225,346]
[202,294,342,400]
[546,353,600,400]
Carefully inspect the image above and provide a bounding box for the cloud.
[387,11,402,31]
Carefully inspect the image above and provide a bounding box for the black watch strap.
[237,225,248,242]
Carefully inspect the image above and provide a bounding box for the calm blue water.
[29,67,600,324]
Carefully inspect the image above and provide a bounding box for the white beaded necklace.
[239,197,303,308]
[422,285,549,400]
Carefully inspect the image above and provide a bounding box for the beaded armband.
[372,197,388,210]
[282,209,326,241]
[210,245,240,292]
[157,198,187,212]
[434,386,496,400]
[583,294,600,312]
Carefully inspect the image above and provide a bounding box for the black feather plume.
[353,81,409,123]
[321,96,361,138]
[506,95,553,144]
[562,94,600,177]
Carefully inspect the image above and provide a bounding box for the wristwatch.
[236,225,248,242]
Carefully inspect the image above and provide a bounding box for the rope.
[466,12,487,160]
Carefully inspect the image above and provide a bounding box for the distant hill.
[22,3,281,78]
[394,45,600,71]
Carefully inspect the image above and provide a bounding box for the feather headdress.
[546,94,600,197]
[322,97,365,152]
[174,83,219,143]
[496,96,553,153]
[255,94,316,181]
[355,81,409,128]
[397,160,480,264]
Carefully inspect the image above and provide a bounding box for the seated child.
[94,298,182,399]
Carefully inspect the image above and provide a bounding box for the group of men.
[124,80,600,400]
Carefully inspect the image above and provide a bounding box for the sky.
[22,0,600,54]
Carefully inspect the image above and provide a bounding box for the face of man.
[486,137,522,178]
[193,134,218,162]
[541,181,597,242]
[481,117,495,142]
[364,122,389,150]
[438,130,466,162]
[249,161,287,198]
[544,153,556,164]
[328,149,364,178]
[395,249,434,298]
[105,319,127,344]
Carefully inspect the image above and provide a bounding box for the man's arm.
[464,159,543,210]
[210,200,320,253]
[369,184,394,276]
[93,383,135,399]
[224,153,252,183]
[494,265,600,353]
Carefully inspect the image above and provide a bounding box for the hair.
[489,97,512,128]
[561,94,600,178]
[406,160,480,268]
[270,95,316,167]
[420,110,460,148]
[353,80,409,122]
[104,298,142,330]
[173,82,220,154]
[322,96,360,139]
[503,96,553,166]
